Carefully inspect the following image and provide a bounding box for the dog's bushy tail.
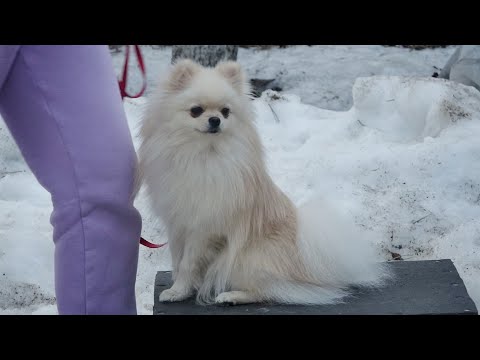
[295,196,392,300]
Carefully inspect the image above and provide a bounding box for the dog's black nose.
[209,117,221,128]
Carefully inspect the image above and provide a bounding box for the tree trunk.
[171,45,238,67]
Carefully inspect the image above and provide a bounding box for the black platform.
[153,259,478,315]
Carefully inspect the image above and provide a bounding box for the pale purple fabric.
[0,45,142,314]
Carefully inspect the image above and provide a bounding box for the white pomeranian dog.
[136,59,391,306]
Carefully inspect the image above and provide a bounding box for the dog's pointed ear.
[167,59,201,93]
[215,61,249,94]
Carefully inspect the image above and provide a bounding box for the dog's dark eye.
[221,108,230,118]
[190,106,204,118]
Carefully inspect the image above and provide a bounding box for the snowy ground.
[3,45,479,315]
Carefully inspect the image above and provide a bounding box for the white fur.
[136,59,391,306]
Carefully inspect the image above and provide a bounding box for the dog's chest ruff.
[156,148,255,230]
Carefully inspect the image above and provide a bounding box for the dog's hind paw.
[215,291,257,305]
[159,288,192,302]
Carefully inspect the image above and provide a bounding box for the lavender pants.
[0,45,142,314]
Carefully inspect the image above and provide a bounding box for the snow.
[3,45,480,315]
[111,45,454,111]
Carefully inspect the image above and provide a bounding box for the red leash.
[117,45,165,249]
[140,237,167,249]
[118,45,147,100]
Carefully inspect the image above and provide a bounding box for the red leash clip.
[140,237,167,249]
[118,45,147,100]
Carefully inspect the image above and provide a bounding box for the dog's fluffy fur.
[136,59,391,305]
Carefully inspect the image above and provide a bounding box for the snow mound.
[353,76,480,142]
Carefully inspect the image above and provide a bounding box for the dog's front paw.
[215,291,256,306]
[159,287,192,302]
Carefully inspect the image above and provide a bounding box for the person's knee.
[49,149,142,240]
[81,156,141,231]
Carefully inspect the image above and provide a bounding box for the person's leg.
[0,45,142,314]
